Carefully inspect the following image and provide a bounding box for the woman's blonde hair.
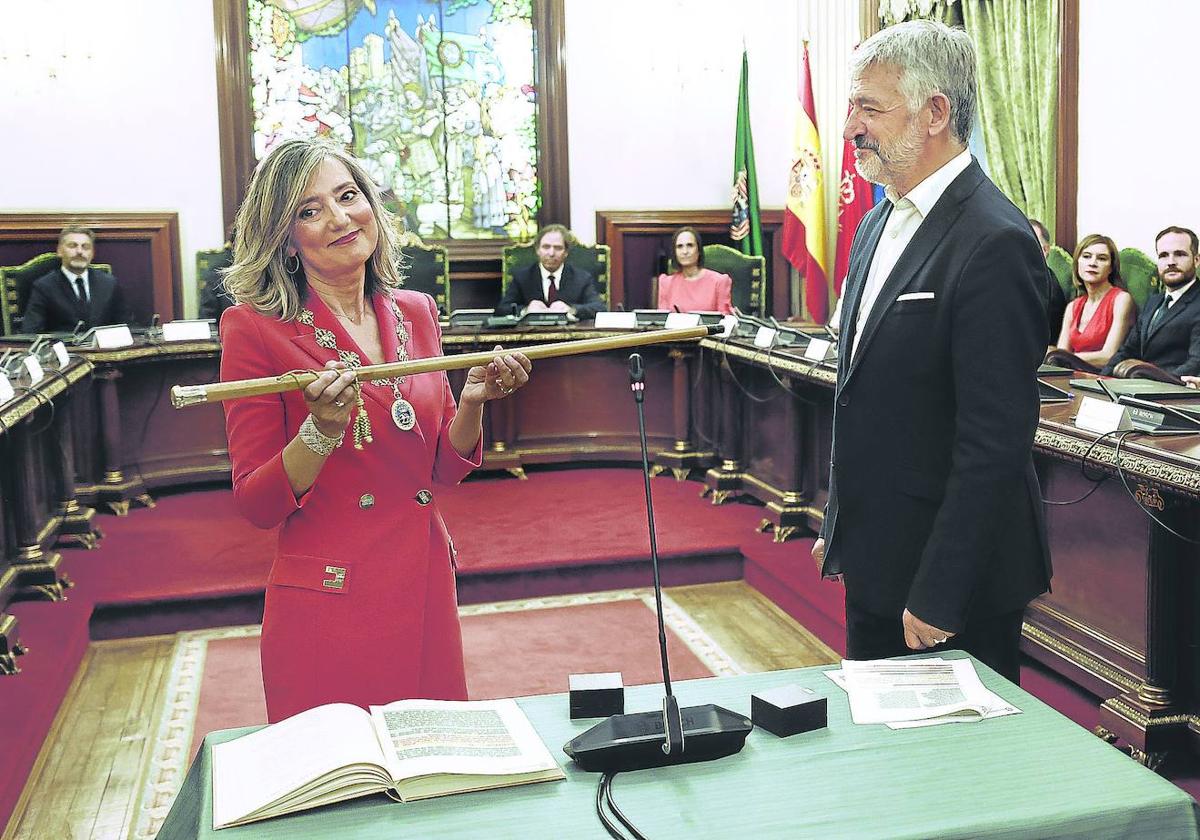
[222,138,404,320]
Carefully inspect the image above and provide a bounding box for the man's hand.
[902,609,955,650]
[1183,376,1200,390]
[811,538,840,582]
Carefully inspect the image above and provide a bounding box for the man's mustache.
[853,136,880,153]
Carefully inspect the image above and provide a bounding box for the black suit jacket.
[820,159,1051,634]
[494,263,606,320]
[1100,281,1200,376]
[23,268,128,333]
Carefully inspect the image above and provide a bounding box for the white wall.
[1076,0,1199,254]
[564,0,860,249]
[2,0,1189,318]
[0,0,224,317]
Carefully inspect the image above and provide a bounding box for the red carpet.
[0,467,762,828]
[187,597,715,757]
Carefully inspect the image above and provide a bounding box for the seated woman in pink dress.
[656,227,733,314]
[1055,233,1135,368]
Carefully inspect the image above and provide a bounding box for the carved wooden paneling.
[595,209,789,316]
[0,212,183,323]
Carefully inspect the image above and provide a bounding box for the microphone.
[1096,377,1119,403]
[616,302,625,312]
[672,305,681,313]
[562,354,752,773]
[72,320,86,336]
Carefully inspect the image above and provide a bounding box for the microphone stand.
[563,354,751,774]
[629,353,686,757]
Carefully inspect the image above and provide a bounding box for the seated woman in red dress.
[1055,233,1135,368]
[220,138,532,722]
[656,227,733,314]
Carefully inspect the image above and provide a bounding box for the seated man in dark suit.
[494,224,606,320]
[23,225,128,333]
[1101,225,1200,376]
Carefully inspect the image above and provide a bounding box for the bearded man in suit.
[494,224,606,321]
[811,20,1051,683]
[1101,226,1200,377]
[23,226,128,333]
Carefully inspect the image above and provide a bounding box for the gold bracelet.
[299,414,344,457]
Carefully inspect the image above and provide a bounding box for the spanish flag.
[781,42,829,322]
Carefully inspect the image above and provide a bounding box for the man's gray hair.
[850,19,977,144]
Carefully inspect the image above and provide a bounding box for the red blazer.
[221,289,481,722]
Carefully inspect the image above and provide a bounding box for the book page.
[369,699,562,785]
[212,703,389,829]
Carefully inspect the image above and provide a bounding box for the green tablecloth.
[157,654,1200,839]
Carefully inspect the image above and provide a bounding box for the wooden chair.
[501,240,611,306]
[701,244,766,315]
[1,253,112,335]
[398,239,450,315]
[1043,348,1100,374]
[1113,358,1185,385]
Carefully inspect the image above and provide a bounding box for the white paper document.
[827,658,1020,728]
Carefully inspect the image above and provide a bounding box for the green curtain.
[960,0,1060,233]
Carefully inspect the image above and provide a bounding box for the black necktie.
[1149,294,1172,332]
[73,276,88,303]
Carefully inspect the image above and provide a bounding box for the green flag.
[730,50,763,258]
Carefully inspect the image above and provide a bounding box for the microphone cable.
[595,772,648,840]
[1040,427,1127,506]
[1111,429,1200,545]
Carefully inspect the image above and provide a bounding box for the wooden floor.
[2,581,835,840]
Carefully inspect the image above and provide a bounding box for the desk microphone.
[563,354,752,773]
[71,320,86,336]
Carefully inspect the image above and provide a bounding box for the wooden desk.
[441,327,710,480]
[699,335,1200,768]
[0,356,93,674]
[158,655,1200,839]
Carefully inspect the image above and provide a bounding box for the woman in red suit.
[220,138,531,722]
[656,227,733,314]
[1054,233,1135,368]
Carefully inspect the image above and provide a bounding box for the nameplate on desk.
[664,312,701,329]
[162,320,213,342]
[1075,395,1132,434]
[52,341,70,367]
[94,325,134,349]
[718,314,738,337]
[23,355,44,384]
[593,311,637,329]
[804,337,834,361]
[753,326,777,348]
[0,375,13,402]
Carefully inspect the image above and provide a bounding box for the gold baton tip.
[171,384,209,409]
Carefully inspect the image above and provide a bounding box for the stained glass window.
[248,0,539,241]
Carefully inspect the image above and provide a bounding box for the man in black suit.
[494,224,606,320]
[23,226,128,333]
[811,21,1050,683]
[1101,226,1200,377]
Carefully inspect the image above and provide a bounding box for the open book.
[211,698,566,829]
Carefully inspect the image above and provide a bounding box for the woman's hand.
[460,346,532,407]
[303,360,357,436]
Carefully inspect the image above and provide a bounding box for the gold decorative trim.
[1022,620,1140,692]
[1034,427,1200,498]
[700,338,837,385]
[1101,695,1190,729]
[72,341,221,363]
[1026,601,1144,665]
[0,359,94,427]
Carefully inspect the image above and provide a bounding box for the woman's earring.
[284,254,300,276]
